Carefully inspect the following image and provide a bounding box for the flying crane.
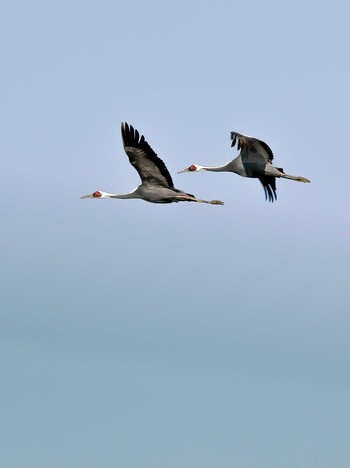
[178,131,310,202]
[81,123,224,205]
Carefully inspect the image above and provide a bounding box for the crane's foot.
[195,199,224,205]
[296,177,311,183]
[210,200,224,205]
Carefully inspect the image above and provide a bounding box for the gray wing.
[121,123,174,188]
[231,131,274,164]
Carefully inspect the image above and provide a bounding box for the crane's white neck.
[97,189,141,199]
[196,162,233,172]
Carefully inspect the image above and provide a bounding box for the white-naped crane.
[81,123,224,205]
[178,131,310,202]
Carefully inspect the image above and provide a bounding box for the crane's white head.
[81,190,110,199]
[178,164,205,174]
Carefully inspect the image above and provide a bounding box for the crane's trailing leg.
[177,194,224,205]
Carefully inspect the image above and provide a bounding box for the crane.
[178,131,310,202]
[81,123,224,205]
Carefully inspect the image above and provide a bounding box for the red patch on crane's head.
[93,191,102,198]
[189,165,197,171]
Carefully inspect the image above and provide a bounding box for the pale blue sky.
[1,0,350,466]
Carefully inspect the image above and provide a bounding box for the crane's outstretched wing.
[231,131,274,164]
[121,123,174,188]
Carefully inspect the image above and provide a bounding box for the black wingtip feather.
[230,132,241,150]
[259,176,277,203]
[231,132,236,148]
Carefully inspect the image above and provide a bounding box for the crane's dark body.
[81,123,223,205]
[179,131,310,202]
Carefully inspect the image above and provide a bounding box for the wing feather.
[258,176,277,202]
[231,131,274,164]
[121,123,174,188]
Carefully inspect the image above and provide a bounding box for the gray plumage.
[81,123,223,205]
[179,131,310,202]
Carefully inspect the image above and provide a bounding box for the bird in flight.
[81,123,224,205]
[178,131,310,202]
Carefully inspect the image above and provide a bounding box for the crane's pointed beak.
[177,168,190,174]
[80,193,94,199]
